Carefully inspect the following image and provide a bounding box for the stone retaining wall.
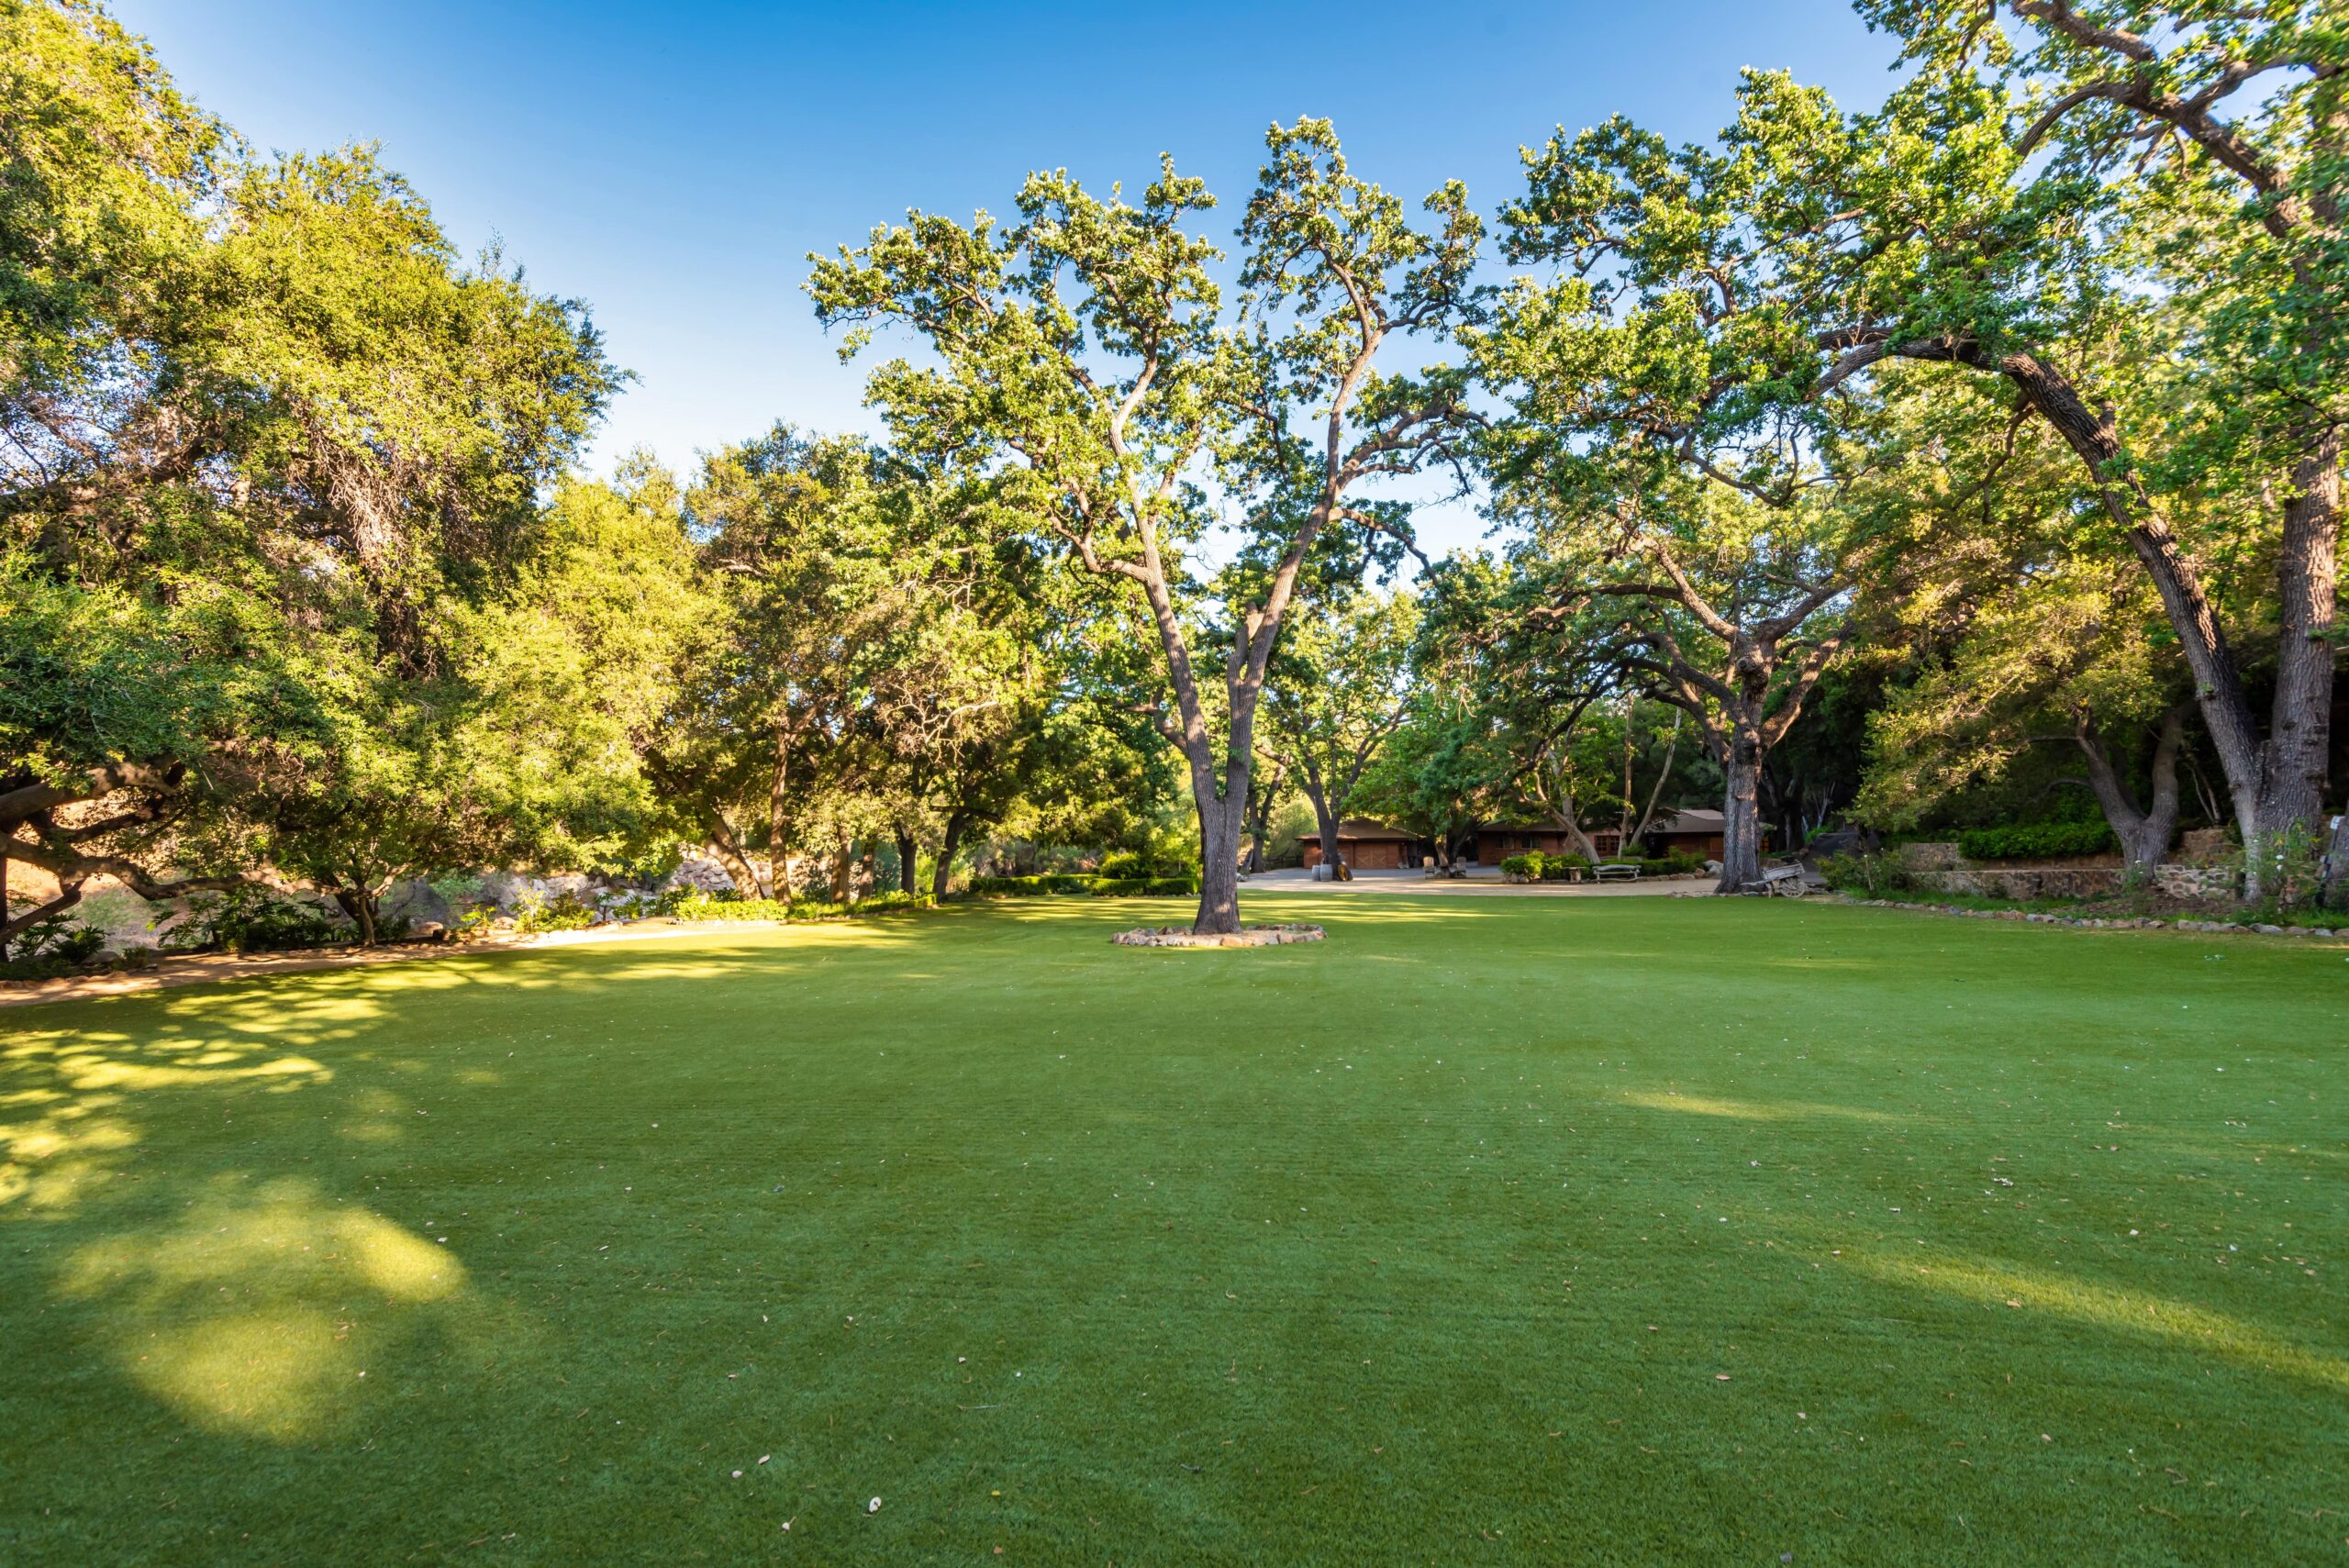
[1893,839,2238,900]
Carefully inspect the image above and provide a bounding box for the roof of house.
[1474,816,1578,833]
[1329,819,1422,842]
[1653,807,1727,833]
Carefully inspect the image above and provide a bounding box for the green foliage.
[510,890,597,934]
[964,873,1197,897]
[1956,821,2119,862]
[6,913,106,965]
[660,889,936,923]
[1817,852,1914,896]
[163,887,351,953]
[1088,875,1200,897]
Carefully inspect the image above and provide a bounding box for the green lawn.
[2,894,2342,1565]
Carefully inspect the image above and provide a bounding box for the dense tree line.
[4,0,2341,950]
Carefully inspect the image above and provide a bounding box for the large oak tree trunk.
[1303,774,1341,876]
[1716,731,1765,895]
[893,824,919,895]
[1900,340,2337,898]
[1193,789,1245,934]
[931,809,968,901]
[765,718,795,899]
[2255,428,2341,887]
[2077,707,2186,881]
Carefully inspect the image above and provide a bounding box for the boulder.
[380,878,454,930]
[659,857,737,896]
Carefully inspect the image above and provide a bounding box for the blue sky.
[113,1,1905,552]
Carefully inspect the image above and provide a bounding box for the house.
[1298,820,1430,870]
[1465,817,1633,862]
[1640,807,1746,861]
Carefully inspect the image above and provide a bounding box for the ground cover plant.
[1,895,2342,1564]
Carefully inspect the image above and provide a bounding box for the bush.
[664,891,791,922]
[968,873,1096,895]
[1542,853,1592,880]
[0,912,111,976]
[1095,851,1146,879]
[512,889,597,933]
[659,889,938,922]
[1817,851,1912,895]
[165,887,351,953]
[1957,821,2119,862]
[1498,852,1542,879]
[1089,875,1200,896]
[788,891,934,920]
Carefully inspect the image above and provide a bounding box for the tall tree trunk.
[1553,779,1604,862]
[1716,721,1765,895]
[333,871,380,946]
[1626,709,1682,849]
[830,837,854,904]
[1898,340,2333,896]
[766,717,794,899]
[893,824,918,895]
[2255,428,2341,887]
[931,808,968,900]
[0,839,9,962]
[2076,706,2186,880]
[706,819,763,898]
[1194,788,1245,933]
[1301,769,1341,875]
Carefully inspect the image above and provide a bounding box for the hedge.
[968,873,1200,897]
[662,890,935,922]
[1957,821,2118,862]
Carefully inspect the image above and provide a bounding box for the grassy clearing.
[1,894,2342,1564]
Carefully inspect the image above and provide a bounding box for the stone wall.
[1893,837,2239,901]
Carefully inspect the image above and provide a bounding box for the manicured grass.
[1,894,2342,1564]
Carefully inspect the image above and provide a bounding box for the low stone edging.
[1843,896,2339,940]
[1112,923,1326,948]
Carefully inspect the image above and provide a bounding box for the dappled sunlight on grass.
[58,1180,481,1440]
[0,896,2340,1562]
[1620,1087,1901,1124]
[1831,1245,2349,1394]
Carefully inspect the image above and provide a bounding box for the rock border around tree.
[1112,924,1326,949]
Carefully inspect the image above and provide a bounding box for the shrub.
[1817,851,1911,895]
[660,889,938,922]
[968,873,1096,895]
[1089,875,1199,896]
[512,889,597,933]
[665,891,791,922]
[165,887,350,953]
[0,913,111,976]
[1957,821,2118,862]
[1096,851,1147,879]
[1542,853,1592,880]
[788,891,934,920]
[1498,852,1542,879]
